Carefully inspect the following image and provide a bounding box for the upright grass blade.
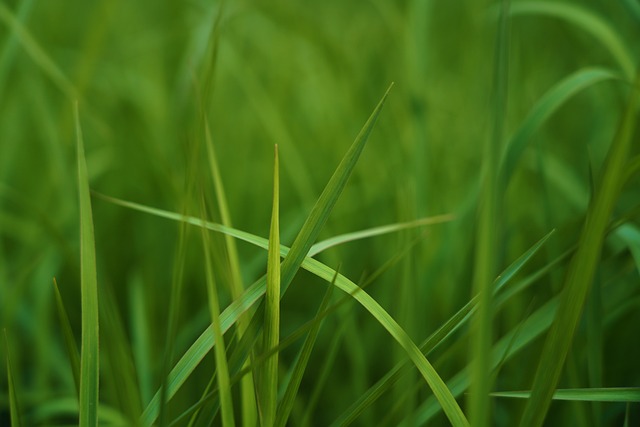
[492,388,640,402]
[519,73,640,427]
[4,330,22,427]
[509,2,635,80]
[53,278,81,395]
[470,1,509,426]
[261,145,281,427]
[75,102,99,427]
[199,199,235,427]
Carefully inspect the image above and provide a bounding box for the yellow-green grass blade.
[0,2,77,100]
[500,67,620,187]
[53,278,81,396]
[275,270,336,427]
[261,145,281,427]
[510,2,635,80]
[199,199,235,427]
[332,229,554,426]
[75,103,100,427]
[4,330,22,427]
[519,73,640,427]
[492,388,640,402]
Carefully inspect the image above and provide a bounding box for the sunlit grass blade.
[509,2,635,80]
[492,388,640,402]
[53,278,81,395]
[199,199,235,427]
[0,2,77,99]
[261,145,281,427]
[275,269,336,427]
[4,330,22,427]
[332,229,554,426]
[519,73,640,427]
[75,102,100,427]
[500,67,619,187]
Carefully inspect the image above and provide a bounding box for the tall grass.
[1,0,639,426]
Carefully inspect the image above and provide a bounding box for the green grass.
[1,1,639,426]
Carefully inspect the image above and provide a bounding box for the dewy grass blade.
[75,103,100,427]
[53,278,81,396]
[4,330,22,427]
[199,199,235,427]
[492,388,640,402]
[519,73,640,427]
[261,145,281,427]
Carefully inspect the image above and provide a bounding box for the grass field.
[1,0,640,426]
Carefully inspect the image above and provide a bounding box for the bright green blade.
[492,388,640,402]
[53,278,81,396]
[75,103,100,427]
[4,330,22,427]
[510,2,635,80]
[519,73,640,427]
[261,145,281,427]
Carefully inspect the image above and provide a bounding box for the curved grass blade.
[4,330,22,427]
[260,145,281,427]
[492,388,640,402]
[510,2,635,80]
[53,278,81,396]
[75,102,100,427]
[500,67,620,187]
[519,72,640,427]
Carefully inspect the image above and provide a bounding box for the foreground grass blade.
[53,278,81,395]
[492,388,640,402]
[199,201,235,427]
[261,145,281,427]
[75,103,100,427]
[520,73,640,427]
[4,330,22,427]
[510,2,635,80]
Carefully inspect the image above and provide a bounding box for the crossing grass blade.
[519,72,640,427]
[75,102,100,427]
[53,278,81,395]
[4,330,22,427]
[509,2,635,80]
[261,145,281,427]
[492,388,640,402]
[199,199,235,427]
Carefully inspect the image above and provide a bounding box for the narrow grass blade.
[510,2,635,80]
[500,67,619,187]
[519,74,640,427]
[0,2,77,99]
[199,200,235,427]
[53,278,81,395]
[261,145,281,427]
[4,330,22,427]
[275,269,336,427]
[75,102,100,427]
[492,388,640,402]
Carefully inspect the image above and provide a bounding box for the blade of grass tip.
[199,198,235,427]
[75,102,99,427]
[53,278,81,396]
[470,1,509,426]
[274,268,336,427]
[261,145,281,427]
[4,330,22,427]
[492,388,640,402]
[520,73,640,427]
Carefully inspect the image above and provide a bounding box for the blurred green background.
[1,0,639,425]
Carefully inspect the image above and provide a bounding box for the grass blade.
[519,73,640,427]
[492,388,640,402]
[53,278,81,396]
[75,102,100,427]
[261,145,281,427]
[4,330,22,427]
